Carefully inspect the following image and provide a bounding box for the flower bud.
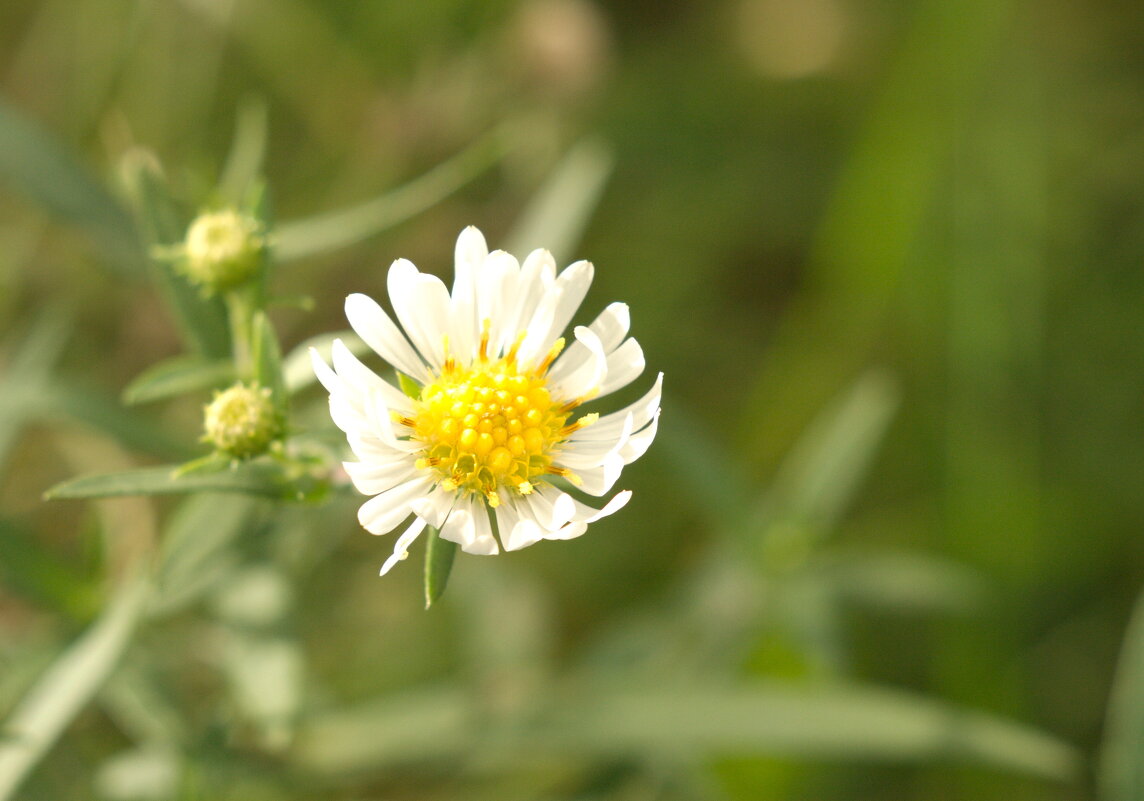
[203,383,282,459]
[180,209,265,293]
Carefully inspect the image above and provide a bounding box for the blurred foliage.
[1,0,1143,799]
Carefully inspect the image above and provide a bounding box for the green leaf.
[1099,585,1144,801]
[151,495,268,617]
[541,685,1078,781]
[0,98,143,275]
[44,462,323,502]
[0,311,70,471]
[813,549,989,617]
[504,137,614,263]
[274,127,509,261]
[0,517,97,619]
[122,356,234,405]
[759,371,899,541]
[251,311,286,411]
[217,97,269,206]
[47,380,191,460]
[119,150,231,358]
[0,571,149,801]
[423,526,456,609]
[293,683,1079,782]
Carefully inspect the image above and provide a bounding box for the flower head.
[179,209,265,293]
[203,382,282,459]
[311,226,662,574]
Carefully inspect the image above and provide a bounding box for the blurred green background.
[2,0,1143,799]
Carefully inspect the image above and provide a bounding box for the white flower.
[310,226,662,575]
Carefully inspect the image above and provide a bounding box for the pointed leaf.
[274,127,508,261]
[119,150,231,358]
[1099,585,1144,801]
[45,463,323,501]
[0,99,142,275]
[251,312,286,411]
[123,356,234,405]
[505,137,614,263]
[423,526,456,609]
[0,571,149,801]
[217,98,269,206]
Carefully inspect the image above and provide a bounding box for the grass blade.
[0,99,142,275]
[44,463,323,502]
[0,572,149,801]
[274,128,508,261]
[1099,585,1144,801]
[504,137,614,263]
[122,356,235,405]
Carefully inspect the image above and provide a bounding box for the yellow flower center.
[401,334,594,507]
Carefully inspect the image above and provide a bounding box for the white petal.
[357,475,431,535]
[438,502,475,549]
[387,260,451,370]
[452,226,487,300]
[516,285,561,369]
[618,409,660,464]
[310,348,343,395]
[550,326,608,401]
[466,502,499,555]
[546,260,594,348]
[345,293,430,384]
[527,485,577,529]
[476,251,520,357]
[495,502,539,551]
[548,302,631,384]
[542,521,588,541]
[327,395,363,434]
[500,248,555,347]
[572,453,626,497]
[343,459,418,495]
[379,517,428,576]
[331,339,412,413]
[577,373,663,442]
[449,228,487,363]
[597,338,645,398]
[409,485,456,528]
[568,489,632,524]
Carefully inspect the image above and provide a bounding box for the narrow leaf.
[1099,585,1144,801]
[274,127,508,261]
[217,98,269,206]
[0,571,149,801]
[760,371,899,537]
[0,99,142,275]
[504,137,614,263]
[423,526,456,609]
[119,150,231,358]
[251,312,286,411]
[45,463,322,502]
[122,356,234,405]
[151,495,267,617]
[294,683,1079,782]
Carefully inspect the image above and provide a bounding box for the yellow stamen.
[538,337,565,374]
[409,345,575,505]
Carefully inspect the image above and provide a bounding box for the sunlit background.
[2,1,1143,799]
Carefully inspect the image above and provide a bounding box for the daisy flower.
[311,226,662,575]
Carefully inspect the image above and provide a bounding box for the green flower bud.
[203,383,282,459]
[180,209,265,293]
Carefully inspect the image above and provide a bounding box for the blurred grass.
[2,0,1143,800]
